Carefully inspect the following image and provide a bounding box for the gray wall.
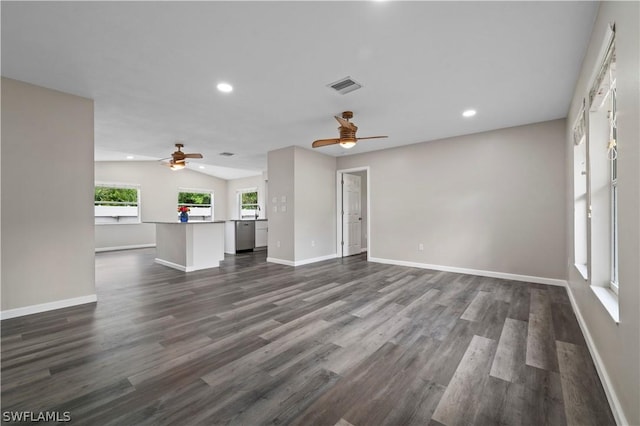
[294,147,336,261]
[337,119,567,281]
[565,2,639,424]
[95,161,227,250]
[267,146,336,263]
[267,147,295,261]
[1,78,96,312]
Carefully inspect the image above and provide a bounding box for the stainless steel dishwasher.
[235,220,255,252]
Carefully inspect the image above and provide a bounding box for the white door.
[342,173,362,256]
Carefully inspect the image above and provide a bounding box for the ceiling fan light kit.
[312,111,387,150]
[161,143,203,170]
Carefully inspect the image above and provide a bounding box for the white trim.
[154,258,188,272]
[590,285,619,323]
[369,257,567,287]
[1,294,98,320]
[266,257,295,266]
[267,253,338,267]
[574,263,589,280]
[565,284,627,426]
[360,248,368,253]
[96,243,155,253]
[293,253,338,266]
[154,258,218,272]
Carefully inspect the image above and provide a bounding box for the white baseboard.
[267,257,295,266]
[368,257,567,287]
[360,248,368,253]
[565,285,628,426]
[267,253,337,267]
[1,294,98,320]
[96,243,155,253]
[154,258,219,272]
[154,258,187,271]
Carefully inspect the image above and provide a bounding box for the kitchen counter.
[147,221,225,272]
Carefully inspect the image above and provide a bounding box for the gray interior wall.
[294,147,336,261]
[1,78,96,311]
[565,2,639,424]
[94,161,227,250]
[337,119,567,280]
[266,147,295,261]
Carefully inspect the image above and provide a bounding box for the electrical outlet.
[311,240,315,247]
[419,243,424,251]
[277,240,281,248]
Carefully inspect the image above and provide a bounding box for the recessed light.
[199,166,205,169]
[462,109,477,117]
[126,155,134,160]
[217,82,233,93]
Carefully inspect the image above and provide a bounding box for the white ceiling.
[2,1,597,180]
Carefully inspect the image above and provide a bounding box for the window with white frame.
[586,26,618,295]
[94,183,140,224]
[178,190,213,221]
[572,104,588,278]
[238,188,259,219]
[608,67,618,294]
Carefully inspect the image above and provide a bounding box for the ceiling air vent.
[327,76,363,95]
[219,152,235,157]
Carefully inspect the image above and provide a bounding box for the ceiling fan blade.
[355,136,388,141]
[312,138,341,148]
[183,153,203,159]
[334,116,357,131]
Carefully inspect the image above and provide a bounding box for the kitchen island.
[148,221,225,272]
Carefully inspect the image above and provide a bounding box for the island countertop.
[144,220,227,224]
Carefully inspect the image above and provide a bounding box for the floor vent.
[219,152,235,156]
[327,76,363,95]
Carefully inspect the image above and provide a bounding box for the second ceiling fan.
[312,111,387,149]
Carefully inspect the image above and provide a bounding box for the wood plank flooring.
[1,249,615,425]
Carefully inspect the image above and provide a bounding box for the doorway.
[336,167,370,259]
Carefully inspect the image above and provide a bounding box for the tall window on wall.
[239,189,259,219]
[588,25,618,294]
[572,104,588,278]
[178,190,213,221]
[94,184,140,224]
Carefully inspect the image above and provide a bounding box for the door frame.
[336,166,371,260]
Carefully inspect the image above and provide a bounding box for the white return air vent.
[327,76,363,95]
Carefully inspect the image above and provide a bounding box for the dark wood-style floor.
[1,249,614,425]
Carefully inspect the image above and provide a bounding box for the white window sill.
[590,285,619,324]
[574,263,589,280]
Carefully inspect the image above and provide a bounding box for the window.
[586,25,618,296]
[572,104,588,278]
[178,190,213,221]
[239,189,259,219]
[94,184,140,224]
[608,76,618,294]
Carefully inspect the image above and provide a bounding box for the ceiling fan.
[312,111,388,149]
[162,143,203,170]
